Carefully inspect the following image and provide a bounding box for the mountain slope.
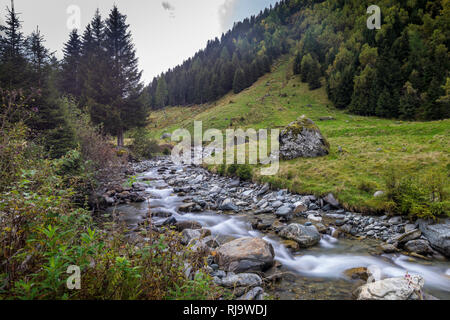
[147,0,450,121]
[146,57,449,214]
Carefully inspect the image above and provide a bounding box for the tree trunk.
[117,128,124,147]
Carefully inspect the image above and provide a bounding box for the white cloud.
[161,1,175,18]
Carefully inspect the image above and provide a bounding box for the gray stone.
[271,200,283,208]
[374,191,385,198]
[275,205,293,221]
[388,216,402,225]
[279,116,330,160]
[323,193,339,208]
[355,275,424,300]
[404,240,433,255]
[220,198,238,211]
[397,229,422,244]
[418,219,450,257]
[181,229,201,245]
[279,223,321,248]
[216,237,275,273]
[237,287,264,300]
[175,220,202,231]
[380,243,399,253]
[219,273,262,288]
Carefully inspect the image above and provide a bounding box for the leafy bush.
[0,97,221,300]
[65,100,127,186]
[217,163,227,176]
[227,164,238,176]
[0,150,220,300]
[130,128,160,159]
[236,164,253,181]
[383,168,449,219]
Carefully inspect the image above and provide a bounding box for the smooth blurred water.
[111,164,450,299]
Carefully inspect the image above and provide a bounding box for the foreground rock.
[279,116,330,160]
[404,239,434,255]
[278,223,321,248]
[217,273,262,288]
[215,237,275,273]
[354,275,425,300]
[418,219,450,257]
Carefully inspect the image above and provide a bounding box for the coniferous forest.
[0,5,148,154]
[148,0,449,120]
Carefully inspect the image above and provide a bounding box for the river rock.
[345,267,369,281]
[380,243,399,253]
[388,216,402,225]
[237,286,264,300]
[219,273,262,288]
[293,203,308,214]
[215,237,275,273]
[404,239,434,255]
[354,275,425,300]
[179,202,196,212]
[278,223,320,248]
[275,205,293,221]
[323,193,339,208]
[175,220,202,231]
[374,191,385,198]
[418,219,450,257]
[220,198,239,211]
[279,116,330,160]
[181,229,201,245]
[307,214,322,222]
[396,228,421,244]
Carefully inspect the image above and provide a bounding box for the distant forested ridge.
[148,0,449,121]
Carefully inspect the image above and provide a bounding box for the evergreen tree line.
[0,3,148,155]
[151,0,449,121]
[291,0,449,120]
[147,0,310,108]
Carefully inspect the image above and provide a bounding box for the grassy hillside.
[146,57,449,214]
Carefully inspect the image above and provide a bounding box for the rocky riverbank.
[102,156,450,300]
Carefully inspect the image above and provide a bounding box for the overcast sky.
[0,0,278,84]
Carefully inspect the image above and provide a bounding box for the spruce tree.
[0,0,27,88]
[155,76,168,108]
[307,58,322,90]
[103,5,147,146]
[233,68,246,94]
[61,29,82,97]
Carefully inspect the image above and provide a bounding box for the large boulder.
[215,237,275,273]
[279,116,330,160]
[278,223,321,248]
[354,275,424,300]
[418,219,450,257]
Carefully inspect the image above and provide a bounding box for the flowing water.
[108,162,450,300]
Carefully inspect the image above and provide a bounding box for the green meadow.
[146,57,449,214]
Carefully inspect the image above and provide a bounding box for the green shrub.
[383,167,449,219]
[357,180,378,193]
[227,164,238,176]
[217,163,227,176]
[236,164,253,181]
[130,128,160,159]
[0,155,221,300]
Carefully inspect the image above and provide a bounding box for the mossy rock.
[279,116,330,160]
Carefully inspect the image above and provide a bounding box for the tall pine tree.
[79,6,147,147]
[61,29,82,98]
